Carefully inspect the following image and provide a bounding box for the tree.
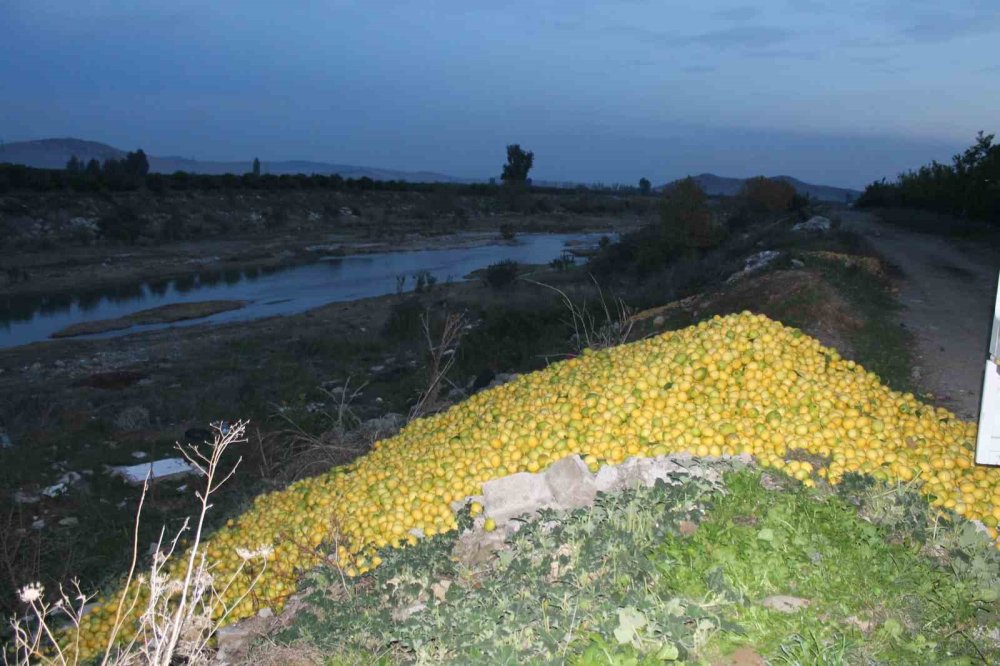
[85,158,101,176]
[739,176,795,213]
[252,157,261,177]
[501,144,534,184]
[124,149,149,176]
[638,177,651,195]
[660,177,715,249]
[66,155,82,172]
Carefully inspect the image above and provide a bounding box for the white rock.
[14,490,41,504]
[727,250,781,283]
[58,517,79,527]
[483,472,556,523]
[543,455,596,509]
[131,451,148,460]
[42,472,83,498]
[792,215,831,233]
[594,465,621,493]
[762,595,811,613]
[111,458,200,485]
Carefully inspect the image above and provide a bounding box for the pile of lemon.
[73,312,996,657]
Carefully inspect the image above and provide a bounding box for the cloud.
[900,12,1000,42]
[688,25,794,49]
[714,6,759,21]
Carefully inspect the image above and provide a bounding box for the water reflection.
[0,232,611,348]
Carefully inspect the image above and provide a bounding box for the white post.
[975,271,1000,466]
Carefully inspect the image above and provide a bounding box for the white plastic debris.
[110,458,200,485]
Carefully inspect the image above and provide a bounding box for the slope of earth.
[842,210,1000,418]
[261,466,1000,665]
[63,312,996,660]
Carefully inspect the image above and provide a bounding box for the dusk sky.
[2,1,999,189]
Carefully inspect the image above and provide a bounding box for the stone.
[113,406,150,432]
[482,471,556,523]
[761,595,811,613]
[14,490,41,504]
[792,215,832,233]
[452,528,507,567]
[214,621,257,664]
[594,465,621,493]
[728,250,781,283]
[362,413,405,435]
[790,258,805,268]
[111,458,200,485]
[543,455,596,509]
[487,373,520,390]
[653,315,666,328]
[42,472,83,498]
[58,517,80,527]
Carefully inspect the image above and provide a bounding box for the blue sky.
[2,1,998,188]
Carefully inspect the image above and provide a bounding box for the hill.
[0,138,464,183]
[665,172,860,203]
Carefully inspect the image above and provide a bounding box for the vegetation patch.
[271,469,1000,664]
[50,300,248,338]
[62,312,993,659]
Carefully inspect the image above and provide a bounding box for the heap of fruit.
[74,312,995,657]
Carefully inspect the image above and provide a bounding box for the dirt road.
[843,210,999,419]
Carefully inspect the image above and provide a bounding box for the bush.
[98,206,146,243]
[483,259,519,289]
[738,176,796,213]
[549,252,576,271]
[660,177,721,250]
[383,298,424,340]
[499,224,516,240]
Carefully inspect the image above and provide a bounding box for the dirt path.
[842,210,999,419]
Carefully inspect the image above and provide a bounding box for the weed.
[482,260,519,289]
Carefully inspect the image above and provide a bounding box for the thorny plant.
[525,275,633,353]
[266,380,372,481]
[5,420,270,666]
[409,310,467,420]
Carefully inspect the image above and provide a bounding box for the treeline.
[856,132,1000,223]
[0,163,648,198]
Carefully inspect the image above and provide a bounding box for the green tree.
[660,177,715,250]
[739,176,795,212]
[638,177,651,195]
[252,157,261,177]
[124,149,150,176]
[501,144,534,184]
[85,158,101,176]
[66,155,82,172]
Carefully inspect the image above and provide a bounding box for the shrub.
[738,176,796,213]
[483,259,519,289]
[549,252,576,271]
[384,298,424,340]
[660,177,720,250]
[499,224,516,240]
[98,206,146,243]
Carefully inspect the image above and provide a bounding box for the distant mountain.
[663,173,859,203]
[0,138,126,170]
[0,138,466,183]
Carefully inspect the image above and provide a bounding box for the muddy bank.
[51,300,248,338]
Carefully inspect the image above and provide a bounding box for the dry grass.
[5,421,266,666]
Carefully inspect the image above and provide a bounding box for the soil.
[51,300,248,337]
[842,210,1000,418]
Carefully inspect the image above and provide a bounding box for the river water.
[0,232,608,349]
